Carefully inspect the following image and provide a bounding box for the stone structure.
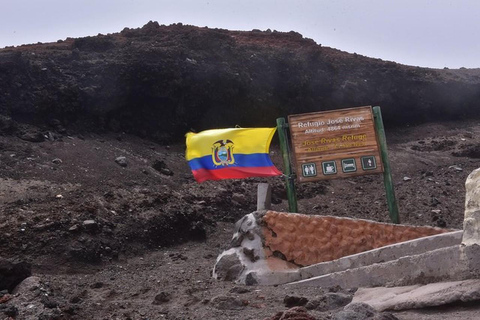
[214,210,449,285]
[213,168,480,315]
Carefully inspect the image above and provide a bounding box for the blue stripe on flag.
[188,153,275,171]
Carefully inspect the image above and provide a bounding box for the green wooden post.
[276,117,298,213]
[373,106,400,224]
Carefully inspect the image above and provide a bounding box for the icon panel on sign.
[322,161,337,175]
[302,163,317,177]
[341,158,357,173]
[361,156,377,170]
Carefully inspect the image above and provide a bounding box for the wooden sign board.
[288,106,383,183]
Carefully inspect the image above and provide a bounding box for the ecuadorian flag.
[185,128,282,183]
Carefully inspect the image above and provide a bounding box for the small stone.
[229,286,251,294]
[211,295,246,310]
[115,156,127,167]
[69,225,80,232]
[284,295,309,308]
[153,291,171,304]
[52,158,62,164]
[90,282,104,289]
[152,160,173,175]
[245,272,258,286]
[41,296,59,308]
[449,165,463,171]
[324,292,353,310]
[160,168,173,176]
[55,194,63,199]
[82,220,97,232]
[431,197,441,206]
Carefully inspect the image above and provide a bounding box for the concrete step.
[298,230,463,281]
[287,244,467,288]
[253,230,463,286]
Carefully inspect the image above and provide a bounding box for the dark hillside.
[1,21,479,142]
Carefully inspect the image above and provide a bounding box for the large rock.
[463,168,480,245]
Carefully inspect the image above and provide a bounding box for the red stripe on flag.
[192,166,282,183]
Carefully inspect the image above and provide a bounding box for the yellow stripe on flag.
[185,128,277,161]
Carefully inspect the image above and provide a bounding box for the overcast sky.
[1,0,479,69]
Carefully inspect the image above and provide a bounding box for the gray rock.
[231,214,258,247]
[214,252,244,281]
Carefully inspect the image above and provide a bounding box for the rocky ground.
[1,118,480,319]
